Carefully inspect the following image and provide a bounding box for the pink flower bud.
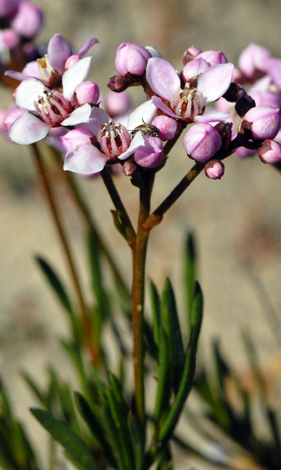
[242,106,280,140]
[115,43,151,76]
[74,81,100,106]
[152,115,178,140]
[182,58,210,82]
[65,54,80,70]
[134,136,163,168]
[61,128,94,152]
[258,139,281,164]
[11,2,43,38]
[196,50,228,66]
[238,43,271,79]
[235,146,256,159]
[183,123,222,163]
[105,91,131,117]
[183,45,202,65]
[205,159,225,179]
[0,29,20,49]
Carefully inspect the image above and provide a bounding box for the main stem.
[132,173,154,428]
[31,143,98,364]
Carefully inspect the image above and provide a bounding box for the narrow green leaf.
[110,210,128,241]
[35,256,74,317]
[88,230,110,321]
[153,328,170,425]
[75,392,116,467]
[150,280,161,347]
[30,408,102,470]
[127,414,144,470]
[21,372,46,406]
[99,405,125,470]
[158,282,203,445]
[161,279,185,392]
[0,379,12,417]
[184,232,197,317]
[105,385,134,470]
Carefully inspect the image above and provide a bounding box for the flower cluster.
[0,0,43,75]
[4,38,281,178]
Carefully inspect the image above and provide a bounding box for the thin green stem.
[101,167,136,247]
[142,162,204,232]
[131,173,154,428]
[31,143,99,364]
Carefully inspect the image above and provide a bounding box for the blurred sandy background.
[2,0,281,467]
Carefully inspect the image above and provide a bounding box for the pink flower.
[7,57,95,144]
[238,43,272,79]
[5,34,99,84]
[63,100,157,175]
[146,57,233,123]
[183,123,222,162]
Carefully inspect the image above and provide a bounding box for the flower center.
[171,84,205,121]
[34,88,72,126]
[97,119,132,159]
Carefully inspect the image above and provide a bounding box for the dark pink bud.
[242,106,280,140]
[183,45,202,65]
[107,74,142,92]
[183,123,222,163]
[0,29,20,49]
[238,43,271,79]
[122,160,137,176]
[152,115,178,140]
[65,55,80,70]
[134,136,163,168]
[11,2,43,38]
[0,0,20,17]
[205,159,225,179]
[115,43,151,76]
[182,58,209,82]
[258,139,281,164]
[74,81,100,106]
[105,91,131,117]
[196,50,228,66]
[235,94,256,117]
[61,128,94,152]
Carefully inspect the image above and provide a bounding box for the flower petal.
[9,111,51,144]
[64,143,108,174]
[146,58,180,102]
[77,107,110,136]
[118,132,144,160]
[194,111,230,123]
[197,63,234,103]
[61,103,91,126]
[15,78,45,110]
[62,56,92,100]
[48,34,71,75]
[151,96,179,119]
[127,99,157,130]
[78,38,99,58]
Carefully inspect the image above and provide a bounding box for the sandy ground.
[2,1,281,469]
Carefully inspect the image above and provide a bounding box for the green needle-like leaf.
[150,280,161,348]
[35,256,74,317]
[30,408,102,470]
[184,232,197,317]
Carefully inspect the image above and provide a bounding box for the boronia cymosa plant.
[1,2,281,469]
